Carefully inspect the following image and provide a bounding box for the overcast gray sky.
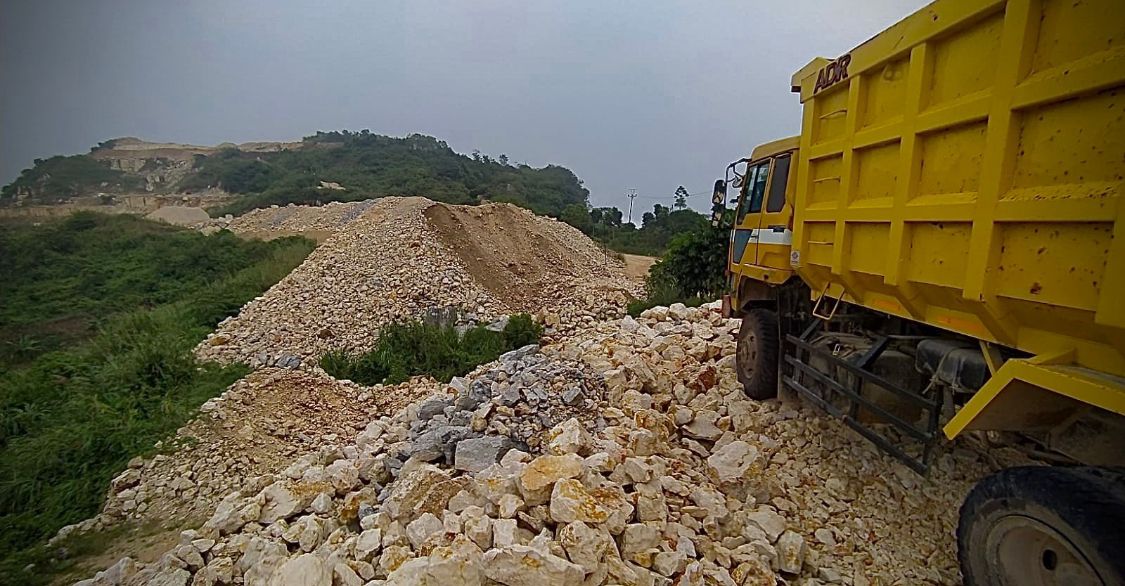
[1,0,928,213]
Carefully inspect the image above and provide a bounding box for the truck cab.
[724,136,800,308]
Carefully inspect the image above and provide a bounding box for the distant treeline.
[562,203,710,257]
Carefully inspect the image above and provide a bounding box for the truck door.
[754,153,793,268]
[731,160,770,269]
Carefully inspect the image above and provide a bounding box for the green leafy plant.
[320,314,543,386]
[649,227,728,299]
[501,313,542,348]
[626,225,728,316]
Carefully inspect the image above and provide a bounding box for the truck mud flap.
[782,322,943,474]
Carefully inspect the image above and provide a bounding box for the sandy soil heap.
[424,203,625,310]
[145,206,210,227]
[195,197,640,368]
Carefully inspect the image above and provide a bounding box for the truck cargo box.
[789,0,1125,378]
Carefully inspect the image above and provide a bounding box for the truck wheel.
[736,308,779,400]
[958,466,1125,586]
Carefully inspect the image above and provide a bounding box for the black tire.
[958,466,1125,586]
[736,308,779,400]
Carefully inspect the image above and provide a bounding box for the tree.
[589,206,622,229]
[560,203,593,234]
[674,186,689,210]
[603,207,622,227]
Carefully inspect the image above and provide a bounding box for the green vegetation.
[0,213,315,572]
[179,148,279,195]
[649,227,729,298]
[0,155,142,201]
[627,225,729,317]
[205,132,589,217]
[321,314,543,386]
[0,213,300,367]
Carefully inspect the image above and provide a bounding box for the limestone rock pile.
[385,344,609,468]
[76,303,1018,585]
[195,197,639,369]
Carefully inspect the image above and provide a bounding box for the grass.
[321,314,542,385]
[0,213,305,368]
[1,522,132,584]
[0,213,315,579]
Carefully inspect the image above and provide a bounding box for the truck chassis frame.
[782,319,944,473]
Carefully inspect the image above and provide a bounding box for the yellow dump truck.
[714,0,1125,583]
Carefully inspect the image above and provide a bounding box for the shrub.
[320,314,543,386]
[625,225,727,316]
[651,228,728,299]
[501,313,542,348]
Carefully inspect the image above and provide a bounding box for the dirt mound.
[424,202,628,309]
[145,206,210,226]
[195,197,640,367]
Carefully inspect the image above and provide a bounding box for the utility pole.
[626,189,638,225]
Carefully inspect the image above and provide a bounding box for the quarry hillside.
[0,134,590,222]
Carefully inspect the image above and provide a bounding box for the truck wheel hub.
[987,515,1102,586]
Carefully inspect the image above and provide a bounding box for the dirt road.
[622,253,656,280]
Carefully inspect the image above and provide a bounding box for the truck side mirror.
[711,179,727,227]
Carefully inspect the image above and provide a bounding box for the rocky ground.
[65,370,441,536]
[67,303,1029,586]
[194,197,639,369]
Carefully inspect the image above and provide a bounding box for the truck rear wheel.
[736,308,779,400]
[958,466,1125,586]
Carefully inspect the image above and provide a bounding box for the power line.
[625,188,638,224]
